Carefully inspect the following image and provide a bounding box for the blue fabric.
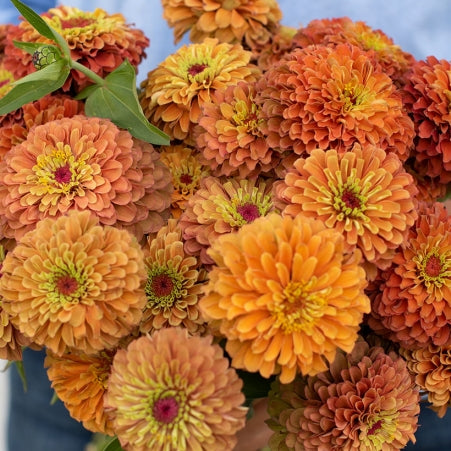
[8,349,93,451]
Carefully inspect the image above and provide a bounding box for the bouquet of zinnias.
[0,1,450,450]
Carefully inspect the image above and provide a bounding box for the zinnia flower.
[161,0,282,49]
[179,176,276,265]
[267,340,420,450]
[292,17,415,86]
[104,327,247,451]
[3,6,149,92]
[401,345,451,418]
[256,43,414,159]
[200,213,370,383]
[369,202,451,349]
[279,145,418,267]
[0,93,84,160]
[403,56,451,183]
[0,115,172,242]
[140,219,207,334]
[45,349,116,434]
[159,144,210,218]
[139,37,260,142]
[195,81,278,178]
[0,210,147,355]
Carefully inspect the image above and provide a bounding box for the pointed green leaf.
[14,360,28,392]
[0,60,70,115]
[10,0,71,57]
[101,437,124,451]
[12,40,48,55]
[74,83,101,100]
[84,60,169,145]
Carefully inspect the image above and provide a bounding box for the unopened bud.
[32,45,61,70]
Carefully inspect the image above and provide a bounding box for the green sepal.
[14,360,27,393]
[12,40,52,56]
[0,59,70,115]
[10,0,71,56]
[101,437,124,451]
[83,60,170,145]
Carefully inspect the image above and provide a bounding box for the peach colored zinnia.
[139,37,260,142]
[104,327,247,451]
[200,213,370,383]
[279,145,418,268]
[3,6,149,92]
[195,80,278,178]
[0,115,172,242]
[45,349,116,435]
[161,0,282,49]
[179,176,276,265]
[140,219,207,334]
[369,202,451,349]
[0,210,147,355]
[256,43,414,159]
[267,340,420,450]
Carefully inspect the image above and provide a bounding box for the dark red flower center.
[153,396,179,424]
[56,275,79,295]
[188,64,208,77]
[54,164,72,184]
[180,173,193,185]
[367,419,383,436]
[60,17,95,29]
[151,274,174,297]
[342,189,361,209]
[425,255,442,277]
[237,203,260,223]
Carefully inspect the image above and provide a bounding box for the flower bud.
[32,45,61,70]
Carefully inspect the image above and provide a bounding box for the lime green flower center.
[44,266,89,306]
[414,244,451,290]
[232,99,263,134]
[361,412,398,449]
[357,31,389,52]
[145,265,186,310]
[31,142,94,197]
[340,78,374,113]
[272,280,331,333]
[170,157,205,195]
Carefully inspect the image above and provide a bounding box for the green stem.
[70,60,105,86]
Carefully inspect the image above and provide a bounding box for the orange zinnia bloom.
[267,340,420,450]
[0,210,147,355]
[104,327,247,451]
[256,43,414,159]
[200,213,370,383]
[139,38,260,142]
[279,145,418,268]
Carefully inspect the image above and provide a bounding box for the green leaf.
[101,437,124,451]
[83,60,170,145]
[10,0,71,56]
[74,83,101,101]
[12,40,48,55]
[0,60,70,115]
[14,360,27,393]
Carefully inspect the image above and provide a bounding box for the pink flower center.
[342,189,361,209]
[54,164,72,184]
[237,203,260,223]
[153,396,179,424]
[60,17,95,29]
[180,173,193,185]
[152,274,174,297]
[425,255,442,277]
[367,419,383,436]
[56,275,79,295]
[188,64,208,77]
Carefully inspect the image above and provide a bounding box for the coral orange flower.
[0,210,147,355]
[0,115,172,242]
[3,6,149,92]
[256,43,414,159]
[161,0,282,49]
[140,219,207,334]
[403,56,451,183]
[179,176,276,265]
[195,81,278,178]
[45,349,116,434]
[200,213,370,383]
[139,38,260,142]
[279,145,418,268]
[369,202,451,349]
[401,345,451,418]
[159,144,210,218]
[267,340,420,450]
[104,327,247,451]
